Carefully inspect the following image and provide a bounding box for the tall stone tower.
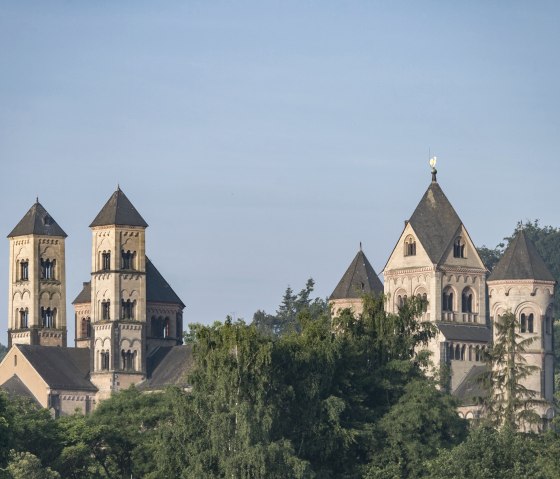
[487,230,555,425]
[7,200,67,347]
[88,188,148,399]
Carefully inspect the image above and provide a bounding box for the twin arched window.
[121,300,135,320]
[453,237,466,258]
[521,313,535,333]
[19,260,29,281]
[80,317,91,338]
[101,301,110,320]
[40,258,55,280]
[461,288,474,313]
[100,351,110,370]
[101,251,111,271]
[121,350,136,371]
[121,250,136,270]
[404,236,416,257]
[41,307,55,328]
[442,288,454,312]
[19,308,29,329]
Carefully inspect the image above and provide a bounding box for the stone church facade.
[330,167,555,425]
[0,188,192,415]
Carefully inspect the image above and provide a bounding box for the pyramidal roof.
[408,178,463,264]
[8,201,67,238]
[488,230,555,282]
[89,187,148,228]
[330,249,383,300]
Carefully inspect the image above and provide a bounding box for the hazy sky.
[1,1,559,345]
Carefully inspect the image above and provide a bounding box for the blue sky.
[1,1,559,344]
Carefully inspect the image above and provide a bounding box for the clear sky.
[1,1,559,345]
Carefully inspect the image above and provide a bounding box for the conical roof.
[8,201,67,238]
[330,249,383,300]
[408,180,463,264]
[146,257,185,307]
[488,230,555,282]
[90,187,148,228]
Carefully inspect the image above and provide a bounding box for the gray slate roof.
[17,345,97,392]
[146,258,185,307]
[330,249,383,300]
[72,282,91,305]
[139,344,194,391]
[453,365,488,406]
[0,374,42,405]
[408,181,462,264]
[72,258,184,307]
[8,201,67,238]
[488,230,555,282]
[437,323,492,343]
[90,188,148,228]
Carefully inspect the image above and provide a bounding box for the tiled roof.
[488,230,555,282]
[17,345,97,392]
[89,188,148,228]
[330,249,383,300]
[453,365,488,406]
[0,374,42,406]
[8,201,67,238]
[146,258,185,307]
[139,344,194,391]
[408,181,463,265]
[437,323,492,343]
[72,282,91,305]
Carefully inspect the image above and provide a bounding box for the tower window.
[404,236,416,256]
[121,300,135,320]
[522,313,535,333]
[453,237,466,258]
[163,317,170,338]
[41,307,55,328]
[81,317,91,338]
[121,250,135,270]
[122,350,136,371]
[102,301,111,320]
[20,261,29,281]
[19,309,28,329]
[41,259,55,280]
[461,288,474,313]
[102,252,111,271]
[442,289,454,312]
[100,351,110,370]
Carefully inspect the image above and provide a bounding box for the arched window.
[521,313,527,333]
[468,345,473,361]
[461,288,474,313]
[546,316,552,335]
[163,317,170,338]
[19,308,28,329]
[475,346,481,362]
[455,344,461,360]
[121,350,135,371]
[102,252,111,271]
[102,301,110,320]
[528,313,534,333]
[81,318,91,338]
[448,342,454,360]
[41,258,55,280]
[121,300,135,320]
[453,237,466,258]
[20,260,29,281]
[442,287,454,312]
[404,236,417,257]
[121,250,136,270]
[461,345,466,361]
[41,307,55,328]
[100,351,110,370]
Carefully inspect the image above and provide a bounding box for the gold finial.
[429,156,437,182]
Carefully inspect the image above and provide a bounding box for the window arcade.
[453,237,466,258]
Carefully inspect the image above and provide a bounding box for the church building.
[330,164,555,424]
[0,188,192,415]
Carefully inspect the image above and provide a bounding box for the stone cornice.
[439,266,487,275]
[487,278,556,286]
[384,266,436,277]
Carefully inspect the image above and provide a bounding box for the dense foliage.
[0,344,7,363]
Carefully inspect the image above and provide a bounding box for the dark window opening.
[443,291,454,311]
[405,237,416,256]
[20,261,29,281]
[121,350,135,371]
[528,313,534,333]
[81,317,91,338]
[461,291,473,313]
[102,252,111,271]
[121,300,135,320]
[19,309,28,329]
[121,250,135,270]
[41,307,55,328]
[102,301,110,320]
[521,313,527,333]
[453,238,466,258]
[101,351,110,370]
[41,258,55,280]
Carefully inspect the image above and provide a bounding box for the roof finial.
[359,241,362,251]
[117,183,120,191]
[429,155,437,182]
[36,196,39,204]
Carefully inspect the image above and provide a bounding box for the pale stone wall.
[488,279,555,404]
[74,302,91,348]
[329,298,364,318]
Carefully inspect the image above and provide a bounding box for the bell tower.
[88,187,148,399]
[7,200,67,348]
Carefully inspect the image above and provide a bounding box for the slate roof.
[89,188,148,228]
[330,249,383,300]
[8,201,67,238]
[72,282,92,305]
[146,258,185,307]
[0,374,42,406]
[437,323,492,343]
[17,345,97,392]
[139,344,194,391]
[488,230,555,282]
[453,365,488,406]
[72,259,184,307]
[408,181,463,265]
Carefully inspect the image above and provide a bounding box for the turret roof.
[7,201,67,238]
[408,180,462,264]
[488,229,555,282]
[330,249,383,300]
[89,187,148,228]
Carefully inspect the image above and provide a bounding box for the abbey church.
[0,167,556,423]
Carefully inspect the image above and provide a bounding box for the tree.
[481,311,542,430]
[0,344,7,363]
[3,451,60,479]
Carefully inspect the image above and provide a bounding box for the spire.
[8,201,67,238]
[89,188,148,228]
[488,230,555,282]
[330,248,383,300]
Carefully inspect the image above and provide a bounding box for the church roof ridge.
[7,201,67,238]
[330,248,383,300]
[488,229,555,282]
[89,188,148,228]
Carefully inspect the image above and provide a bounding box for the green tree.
[0,344,7,363]
[482,311,542,430]
[3,451,60,479]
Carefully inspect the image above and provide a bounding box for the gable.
[384,222,434,273]
[439,224,486,270]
